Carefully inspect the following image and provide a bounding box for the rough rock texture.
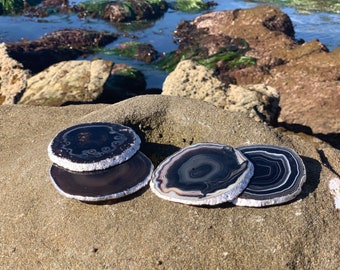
[178,5,340,135]
[1,95,339,269]
[0,43,31,105]
[18,60,113,106]
[102,0,167,22]
[18,60,147,106]
[162,60,280,125]
[225,84,280,125]
[5,29,118,73]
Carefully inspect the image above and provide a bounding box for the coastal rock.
[112,41,159,63]
[162,60,280,125]
[0,43,31,105]
[102,0,167,22]
[225,84,280,125]
[175,5,340,136]
[0,95,339,269]
[5,29,118,73]
[18,60,146,106]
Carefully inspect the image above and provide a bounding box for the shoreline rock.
[186,5,340,135]
[17,60,148,106]
[0,43,31,105]
[162,59,280,125]
[5,29,118,74]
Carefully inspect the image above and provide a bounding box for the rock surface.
[102,0,167,22]
[18,60,147,106]
[5,29,118,73]
[175,5,340,135]
[162,60,280,125]
[0,95,339,269]
[0,43,31,105]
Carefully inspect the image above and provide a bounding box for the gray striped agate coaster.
[50,151,153,202]
[48,122,141,172]
[150,143,254,205]
[233,145,306,207]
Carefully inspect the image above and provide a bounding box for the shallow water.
[1,0,339,88]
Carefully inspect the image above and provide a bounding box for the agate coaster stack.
[150,143,306,207]
[48,122,153,201]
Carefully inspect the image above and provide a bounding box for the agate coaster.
[48,122,141,172]
[232,145,306,207]
[150,143,254,205]
[50,151,153,201]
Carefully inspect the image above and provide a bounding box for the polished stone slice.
[233,144,306,207]
[150,142,254,205]
[50,151,153,202]
[48,122,141,172]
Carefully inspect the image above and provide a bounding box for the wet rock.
[157,20,254,73]
[102,0,167,22]
[101,63,147,102]
[0,95,339,269]
[175,5,340,137]
[112,41,159,63]
[168,0,217,12]
[162,59,280,125]
[0,43,31,105]
[5,29,118,73]
[17,60,146,106]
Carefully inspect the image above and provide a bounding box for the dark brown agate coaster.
[50,151,153,202]
[48,122,141,172]
[150,142,254,205]
[233,144,306,207]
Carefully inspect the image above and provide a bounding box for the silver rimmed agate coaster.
[50,151,153,202]
[233,144,306,207]
[150,142,254,206]
[48,122,141,172]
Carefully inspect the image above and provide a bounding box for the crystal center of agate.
[164,149,249,196]
[150,143,254,205]
[61,125,128,161]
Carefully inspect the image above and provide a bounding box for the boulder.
[102,0,167,22]
[18,60,147,106]
[174,5,340,136]
[5,29,118,73]
[0,95,339,269]
[0,43,31,105]
[162,60,280,125]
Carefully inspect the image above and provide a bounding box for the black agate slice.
[150,143,254,205]
[50,152,153,202]
[48,122,153,202]
[233,145,306,207]
[48,122,141,172]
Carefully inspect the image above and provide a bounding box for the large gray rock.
[0,43,31,105]
[162,60,280,125]
[0,95,339,269]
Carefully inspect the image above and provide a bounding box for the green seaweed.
[0,0,41,14]
[154,52,182,72]
[228,55,257,69]
[156,49,256,72]
[116,67,142,78]
[78,0,110,17]
[169,0,213,12]
[111,41,140,57]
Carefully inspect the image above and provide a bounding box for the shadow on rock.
[297,156,321,201]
